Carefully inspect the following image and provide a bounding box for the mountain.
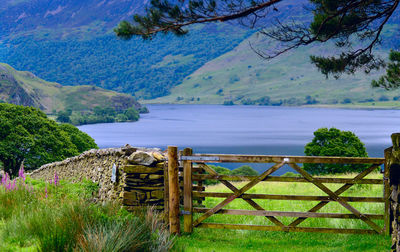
[0,0,146,37]
[147,33,400,107]
[0,0,252,99]
[0,0,399,103]
[0,63,142,113]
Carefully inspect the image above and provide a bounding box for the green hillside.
[147,33,400,108]
[0,63,143,114]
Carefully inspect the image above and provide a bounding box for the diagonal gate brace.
[193,161,286,227]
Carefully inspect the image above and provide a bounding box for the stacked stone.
[29,145,164,205]
[389,133,400,252]
[121,150,166,211]
[391,185,400,251]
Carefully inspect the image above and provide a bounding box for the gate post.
[385,147,392,236]
[183,148,193,233]
[168,146,180,235]
[389,133,400,251]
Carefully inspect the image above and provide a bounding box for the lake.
[78,104,400,174]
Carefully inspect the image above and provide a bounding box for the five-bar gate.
[177,149,388,235]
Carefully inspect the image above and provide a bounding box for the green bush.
[203,166,232,185]
[203,165,259,185]
[304,128,369,175]
[231,165,259,176]
[281,172,301,177]
[223,100,234,106]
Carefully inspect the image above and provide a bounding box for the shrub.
[241,98,255,105]
[304,128,368,175]
[204,166,231,185]
[223,100,234,106]
[341,98,352,104]
[378,95,390,101]
[231,165,259,176]
[281,172,301,177]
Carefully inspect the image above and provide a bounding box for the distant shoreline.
[142,102,400,110]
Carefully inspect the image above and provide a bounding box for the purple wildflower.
[2,172,9,187]
[45,186,48,198]
[18,164,26,182]
[54,171,59,186]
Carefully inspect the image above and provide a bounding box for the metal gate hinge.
[180,210,191,215]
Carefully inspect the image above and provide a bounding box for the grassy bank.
[173,172,391,251]
[0,173,173,251]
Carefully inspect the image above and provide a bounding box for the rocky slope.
[0,63,143,113]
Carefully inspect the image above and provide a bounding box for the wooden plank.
[187,154,384,164]
[167,146,180,235]
[198,163,285,227]
[181,156,220,161]
[192,174,382,184]
[193,192,385,203]
[193,208,384,219]
[384,147,391,235]
[289,164,381,227]
[289,163,383,234]
[193,162,285,227]
[183,148,193,233]
[197,223,378,234]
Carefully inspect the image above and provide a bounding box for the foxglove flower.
[54,171,59,186]
[18,164,26,182]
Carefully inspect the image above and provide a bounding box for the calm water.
[78,105,400,174]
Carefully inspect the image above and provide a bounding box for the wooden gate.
[179,148,388,235]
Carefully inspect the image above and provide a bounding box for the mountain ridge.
[0,63,143,114]
[0,0,399,103]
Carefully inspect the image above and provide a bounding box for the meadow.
[0,170,174,252]
[0,169,391,251]
[173,172,391,251]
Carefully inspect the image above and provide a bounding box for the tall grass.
[0,172,174,252]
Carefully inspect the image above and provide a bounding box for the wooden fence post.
[183,148,193,233]
[384,147,392,235]
[168,146,180,235]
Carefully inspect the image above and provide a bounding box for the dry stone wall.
[29,145,167,210]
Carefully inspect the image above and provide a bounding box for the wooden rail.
[197,223,378,235]
[192,174,382,184]
[173,148,388,235]
[193,208,384,219]
[193,192,385,203]
[181,154,385,164]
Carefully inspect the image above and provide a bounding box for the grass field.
[0,175,173,251]
[173,172,391,251]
